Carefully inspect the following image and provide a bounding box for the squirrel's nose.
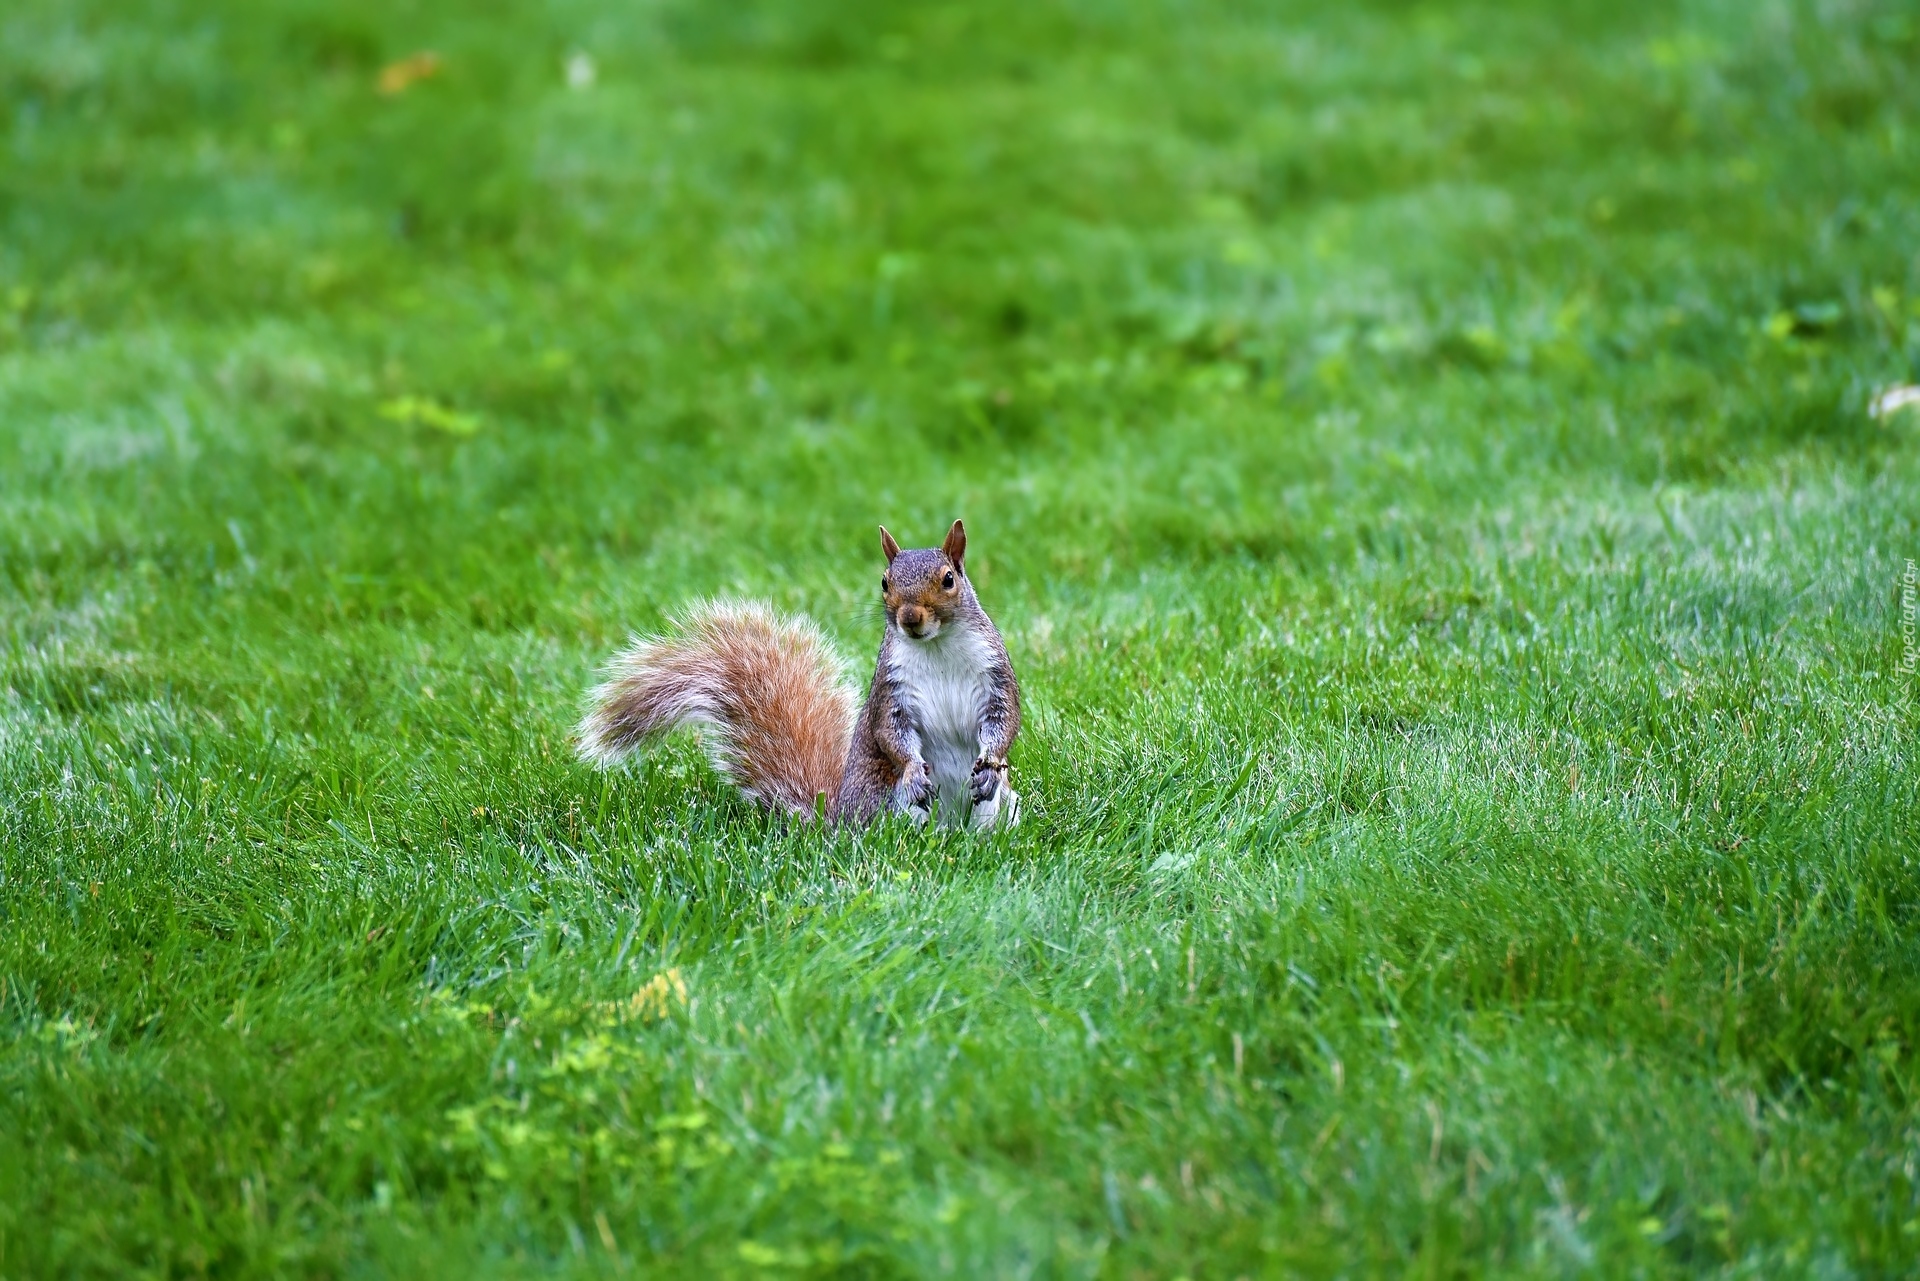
[898,605,926,633]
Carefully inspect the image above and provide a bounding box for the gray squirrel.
[577,520,1021,829]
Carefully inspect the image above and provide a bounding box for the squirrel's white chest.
[888,628,989,788]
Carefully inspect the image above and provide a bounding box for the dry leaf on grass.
[378,51,442,96]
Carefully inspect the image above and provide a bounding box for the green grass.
[3,0,1918,1274]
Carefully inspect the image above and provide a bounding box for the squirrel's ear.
[942,519,966,571]
[879,525,901,564]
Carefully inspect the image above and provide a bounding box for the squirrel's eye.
[881,576,890,594]
[942,571,955,590]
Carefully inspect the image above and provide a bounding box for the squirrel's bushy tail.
[576,599,855,815]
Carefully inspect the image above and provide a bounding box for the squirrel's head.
[878,519,968,641]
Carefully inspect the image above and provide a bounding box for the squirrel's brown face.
[879,520,967,641]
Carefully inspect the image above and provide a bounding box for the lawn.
[2,0,1918,1274]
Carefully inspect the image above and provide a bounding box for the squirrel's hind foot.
[968,780,1021,832]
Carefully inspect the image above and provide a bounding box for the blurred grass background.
[1,0,1918,1275]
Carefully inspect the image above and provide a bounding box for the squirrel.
[576,520,1021,830]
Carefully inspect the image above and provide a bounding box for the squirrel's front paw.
[969,757,1006,804]
[900,759,936,810]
